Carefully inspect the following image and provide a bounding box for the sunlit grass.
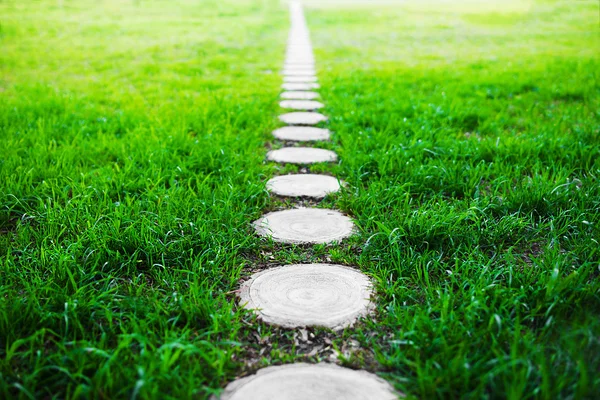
[1,0,599,398]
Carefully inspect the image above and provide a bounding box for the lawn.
[1,0,599,398]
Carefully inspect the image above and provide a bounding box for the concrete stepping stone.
[253,208,354,244]
[217,363,400,400]
[280,100,324,110]
[267,147,337,164]
[284,62,315,68]
[284,64,315,70]
[284,76,318,83]
[286,55,314,60]
[282,82,320,91]
[267,174,341,198]
[279,112,327,125]
[239,264,372,329]
[272,126,330,142]
[286,57,314,62]
[286,49,313,54]
[280,91,320,100]
[282,69,316,76]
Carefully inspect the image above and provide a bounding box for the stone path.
[218,1,401,398]
[280,90,320,100]
[272,126,331,142]
[266,147,337,164]
[218,363,398,400]
[253,208,355,244]
[266,174,341,198]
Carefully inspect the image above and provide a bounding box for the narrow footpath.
[217,2,401,398]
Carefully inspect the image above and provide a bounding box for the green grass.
[1,0,599,398]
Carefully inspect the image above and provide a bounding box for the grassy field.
[1,0,599,398]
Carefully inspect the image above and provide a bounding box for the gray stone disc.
[280,91,320,100]
[267,174,341,198]
[279,112,327,125]
[286,57,315,63]
[238,264,373,329]
[272,126,330,142]
[284,76,318,83]
[267,147,337,164]
[282,69,316,76]
[217,363,399,400]
[284,62,315,69]
[280,100,324,110]
[282,82,320,91]
[253,208,354,244]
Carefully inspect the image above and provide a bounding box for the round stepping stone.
[286,56,314,61]
[272,126,330,142]
[253,208,354,244]
[287,49,312,54]
[287,56,314,61]
[267,174,341,198]
[267,147,337,164]
[239,264,372,329]
[282,82,320,91]
[280,91,320,100]
[284,62,315,68]
[280,100,324,110]
[284,76,318,83]
[279,112,327,125]
[282,69,316,76]
[217,363,399,400]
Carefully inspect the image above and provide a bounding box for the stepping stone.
[284,64,315,70]
[286,55,314,60]
[284,62,315,68]
[282,69,316,76]
[280,100,324,110]
[282,82,320,91]
[286,56,314,62]
[284,76,318,83]
[279,112,327,125]
[253,208,354,244]
[286,53,313,58]
[239,264,372,329]
[267,147,337,164]
[280,91,320,100]
[272,126,330,142]
[267,174,341,198]
[287,48,312,53]
[216,363,399,400]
